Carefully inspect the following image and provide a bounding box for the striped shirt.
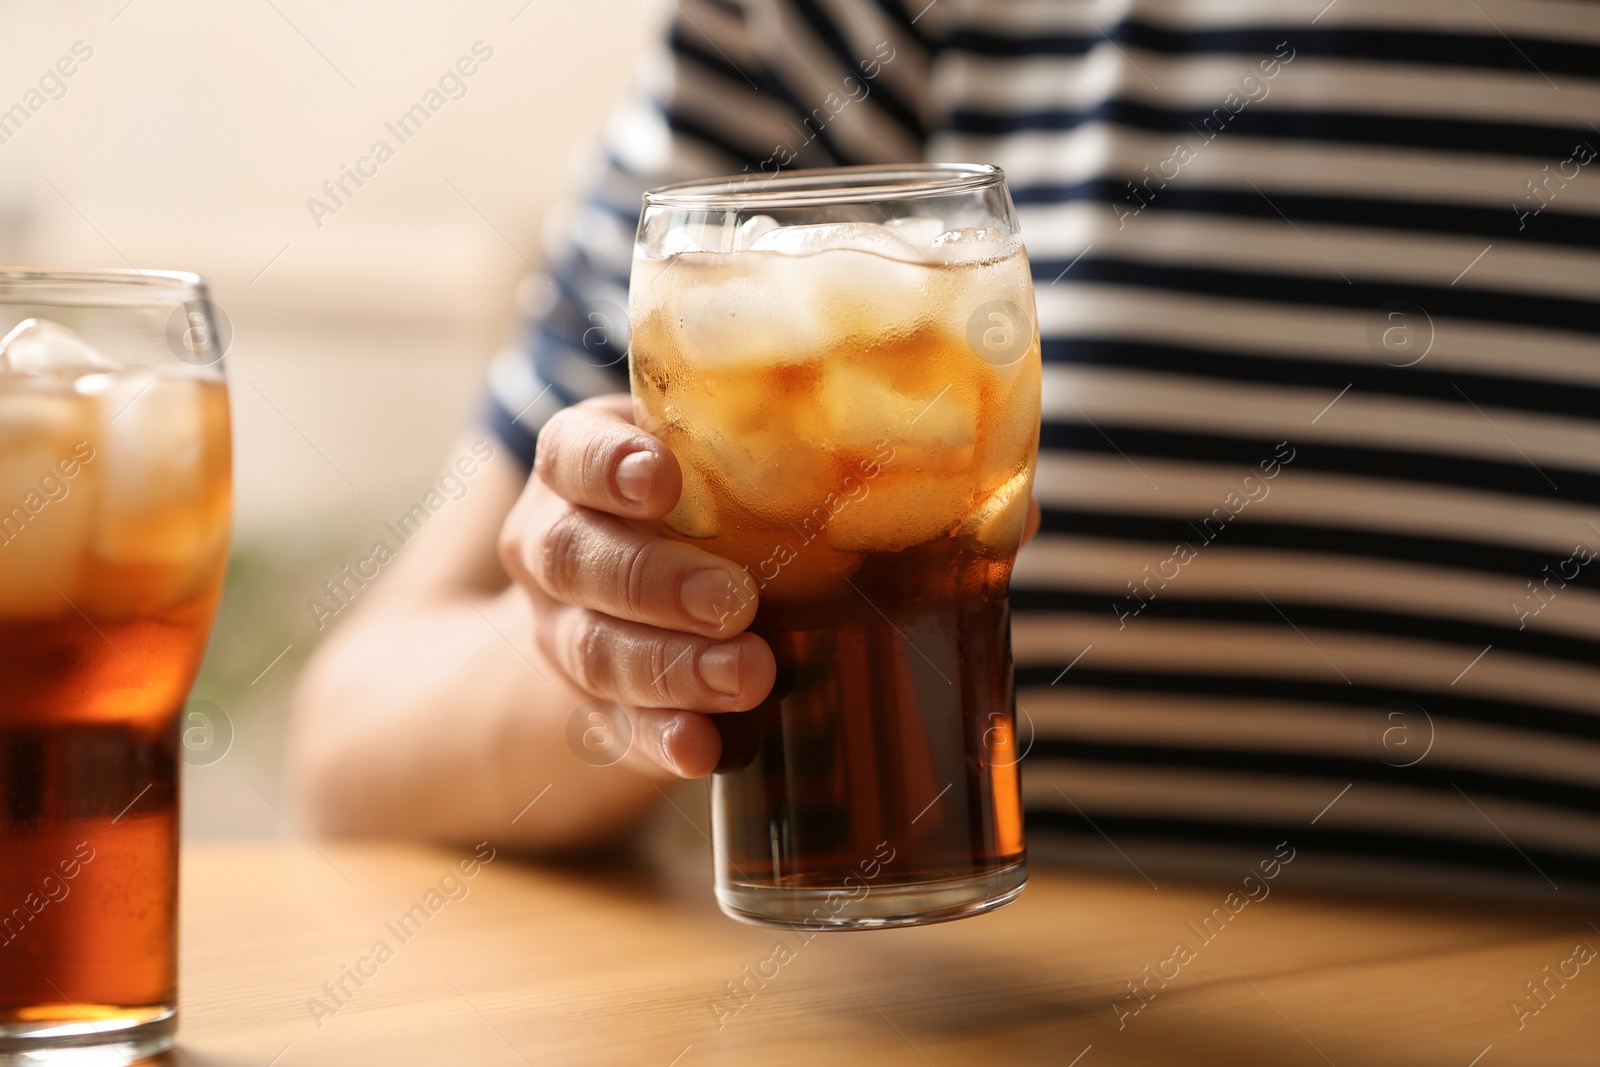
[486,0,1600,894]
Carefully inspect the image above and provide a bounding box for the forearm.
[289,584,668,852]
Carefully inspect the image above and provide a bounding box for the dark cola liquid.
[0,719,178,1017]
[0,612,202,1028]
[713,538,1025,894]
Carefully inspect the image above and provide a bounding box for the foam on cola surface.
[929,225,1012,264]
[748,220,929,262]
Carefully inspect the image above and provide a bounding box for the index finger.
[534,395,683,519]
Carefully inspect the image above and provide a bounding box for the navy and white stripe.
[487,0,1600,892]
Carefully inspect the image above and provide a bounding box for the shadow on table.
[489,778,721,915]
[762,870,1597,1066]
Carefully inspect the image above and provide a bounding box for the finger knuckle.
[577,432,622,501]
[563,615,611,697]
[535,507,588,599]
[617,538,665,619]
[638,639,692,706]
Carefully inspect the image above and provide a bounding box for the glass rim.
[643,163,1005,210]
[0,268,206,306]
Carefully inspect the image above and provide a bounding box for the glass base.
[0,1007,174,1064]
[718,859,1027,930]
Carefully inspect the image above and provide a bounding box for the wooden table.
[168,839,1597,1066]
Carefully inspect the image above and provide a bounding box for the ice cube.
[735,215,781,249]
[892,381,979,465]
[643,209,741,256]
[974,369,1041,493]
[694,423,836,524]
[659,224,719,257]
[0,386,97,616]
[88,374,226,568]
[670,253,832,368]
[934,251,1039,391]
[957,463,1033,553]
[649,236,940,374]
[652,215,756,256]
[930,227,1015,265]
[824,469,971,553]
[750,221,927,264]
[886,216,944,252]
[807,362,978,473]
[629,254,681,313]
[809,240,937,341]
[807,365,983,552]
[0,318,114,375]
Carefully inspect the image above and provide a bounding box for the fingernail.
[616,451,655,503]
[658,714,686,776]
[681,569,736,627]
[697,643,742,696]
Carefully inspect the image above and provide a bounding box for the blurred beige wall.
[1,0,652,535]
